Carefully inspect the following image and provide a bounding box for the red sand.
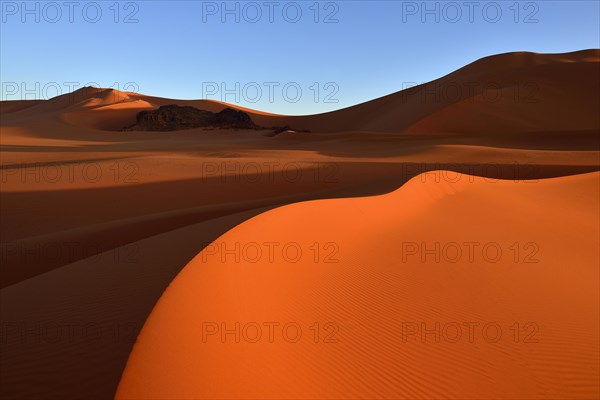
[1,50,598,399]
[116,172,600,399]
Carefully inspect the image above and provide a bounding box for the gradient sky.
[1,0,599,114]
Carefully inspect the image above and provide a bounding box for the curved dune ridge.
[117,171,599,399]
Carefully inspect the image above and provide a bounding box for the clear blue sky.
[1,0,599,114]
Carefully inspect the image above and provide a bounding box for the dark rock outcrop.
[124,105,258,131]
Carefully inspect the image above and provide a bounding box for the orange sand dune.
[117,172,599,399]
[1,50,599,399]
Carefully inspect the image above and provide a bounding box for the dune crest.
[117,172,600,399]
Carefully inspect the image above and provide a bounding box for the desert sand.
[116,171,600,399]
[1,50,599,399]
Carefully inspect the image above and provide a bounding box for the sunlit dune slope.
[117,172,600,399]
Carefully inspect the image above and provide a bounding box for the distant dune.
[2,50,599,140]
[117,171,599,399]
[288,49,600,136]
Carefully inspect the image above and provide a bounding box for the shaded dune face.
[117,172,599,399]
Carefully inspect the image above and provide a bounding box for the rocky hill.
[124,105,259,131]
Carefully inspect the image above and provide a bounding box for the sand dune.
[117,172,600,399]
[1,50,599,399]
[3,50,599,141]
